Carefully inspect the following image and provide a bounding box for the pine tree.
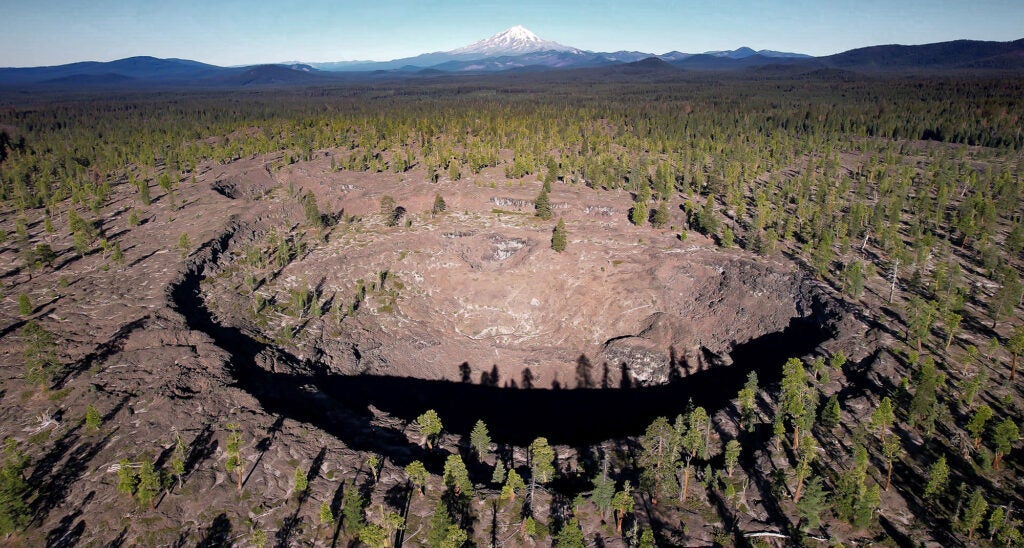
[724,439,741,477]
[426,500,455,546]
[870,396,895,442]
[989,272,1022,329]
[358,524,388,548]
[881,436,901,491]
[303,191,322,228]
[639,416,680,503]
[796,476,827,531]
[534,188,552,220]
[224,423,244,492]
[294,464,309,495]
[22,321,59,390]
[442,453,472,496]
[630,200,648,226]
[84,404,102,432]
[678,407,709,502]
[117,458,137,497]
[737,371,758,431]
[470,420,491,459]
[405,460,428,496]
[0,440,31,535]
[992,418,1019,470]
[366,454,382,483]
[17,294,31,317]
[529,437,555,485]
[432,193,447,215]
[416,410,443,449]
[342,481,365,535]
[136,459,160,510]
[501,468,524,502]
[780,358,814,450]
[960,488,987,541]
[178,232,191,258]
[138,179,151,205]
[820,395,841,429]
[923,455,950,500]
[171,434,187,489]
[967,405,993,449]
[551,218,567,252]
[490,460,506,485]
[554,517,585,548]
[651,200,669,228]
[319,501,335,531]
[1007,325,1024,381]
[611,480,635,533]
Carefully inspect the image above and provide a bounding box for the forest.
[0,71,1023,546]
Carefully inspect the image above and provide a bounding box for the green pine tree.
[551,219,567,252]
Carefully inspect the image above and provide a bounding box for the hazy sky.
[2,0,1022,67]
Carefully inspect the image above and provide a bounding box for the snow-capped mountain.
[300,26,813,73]
[449,25,579,56]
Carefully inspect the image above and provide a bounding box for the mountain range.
[1,26,1022,89]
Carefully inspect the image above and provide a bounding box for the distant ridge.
[1,36,1022,90]
[820,38,1024,70]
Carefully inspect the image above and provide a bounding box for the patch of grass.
[28,429,51,445]
[491,208,525,216]
[48,387,72,401]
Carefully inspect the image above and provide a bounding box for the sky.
[1,0,1022,67]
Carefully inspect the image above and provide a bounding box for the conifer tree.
[551,218,567,252]
[405,460,428,497]
[171,434,187,489]
[924,455,949,500]
[416,410,443,449]
[960,488,987,541]
[611,480,634,533]
[224,423,244,492]
[470,420,491,459]
[442,453,472,496]
[0,440,31,535]
[501,468,525,502]
[117,459,137,497]
[432,193,447,215]
[1007,325,1024,381]
[534,188,552,220]
[992,418,1019,470]
[84,404,102,432]
[137,459,160,510]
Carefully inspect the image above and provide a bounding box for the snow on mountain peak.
[449,25,578,56]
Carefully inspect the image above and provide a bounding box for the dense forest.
[1,72,1023,546]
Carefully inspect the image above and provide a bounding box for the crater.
[182,178,856,447]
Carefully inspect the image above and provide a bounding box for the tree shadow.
[576,354,594,388]
[198,513,232,547]
[55,315,151,387]
[480,364,500,387]
[185,424,218,478]
[277,447,327,547]
[244,414,285,488]
[521,368,534,389]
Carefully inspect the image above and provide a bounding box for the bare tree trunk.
[681,465,691,503]
[885,460,893,491]
[889,258,899,303]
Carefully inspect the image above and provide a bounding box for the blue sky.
[1,0,1022,67]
